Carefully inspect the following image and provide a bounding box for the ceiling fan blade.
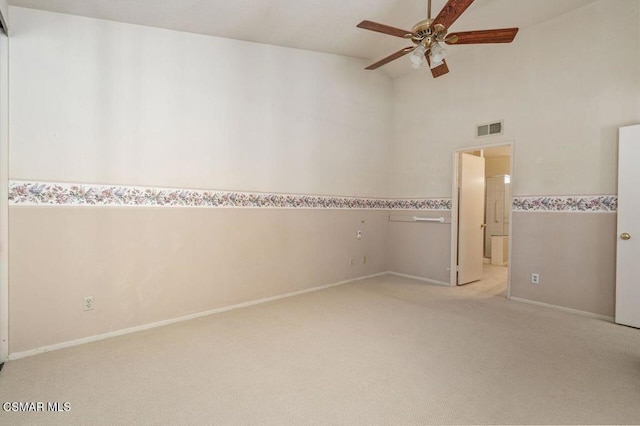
[357,20,413,39]
[445,28,519,44]
[425,55,450,78]
[365,47,414,70]
[433,0,475,29]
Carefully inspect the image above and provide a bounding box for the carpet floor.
[1,266,639,425]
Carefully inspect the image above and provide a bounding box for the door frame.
[450,141,514,296]
[0,30,8,362]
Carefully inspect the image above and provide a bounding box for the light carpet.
[0,266,639,425]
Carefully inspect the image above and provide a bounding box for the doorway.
[450,142,513,297]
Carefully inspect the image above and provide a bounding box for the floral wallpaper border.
[8,181,452,210]
[512,195,617,212]
[8,182,617,212]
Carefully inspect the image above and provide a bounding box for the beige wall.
[10,207,389,353]
[510,212,617,317]
[387,211,452,284]
[485,156,510,178]
[391,0,640,198]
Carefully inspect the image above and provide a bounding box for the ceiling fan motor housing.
[411,19,446,47]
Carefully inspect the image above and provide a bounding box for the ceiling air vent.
[476,120,503,138]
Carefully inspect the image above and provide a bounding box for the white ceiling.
[9,0,599,78]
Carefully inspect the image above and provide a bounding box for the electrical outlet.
[349,257,355,267]
[531,274,540,284]
[363,255,367,264]
[83,296,94,311]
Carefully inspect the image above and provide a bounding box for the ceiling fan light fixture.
[430,42,447,64]
[409,44,427,68]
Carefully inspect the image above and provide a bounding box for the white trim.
[509,296,614,322]
[387,271,450,287]
[506,146,514,299]
[8,272,387,361]
[0,31,8,363]
[449,151,460,287]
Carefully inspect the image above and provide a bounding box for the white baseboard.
[8,272,387,361]
[508,296,614,322]
[387,271,451,287]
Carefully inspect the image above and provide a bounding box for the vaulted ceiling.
[9,0,599,77]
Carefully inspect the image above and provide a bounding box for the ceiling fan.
[357,0,519,78]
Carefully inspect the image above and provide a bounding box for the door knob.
[481,224,487,229]
[620,233,631,240]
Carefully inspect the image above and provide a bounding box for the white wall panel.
[9,7,392,197]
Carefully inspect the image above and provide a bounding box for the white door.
[616,124,640,328]
[458,153,485,285]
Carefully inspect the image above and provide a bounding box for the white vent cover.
[476,120,503,138]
